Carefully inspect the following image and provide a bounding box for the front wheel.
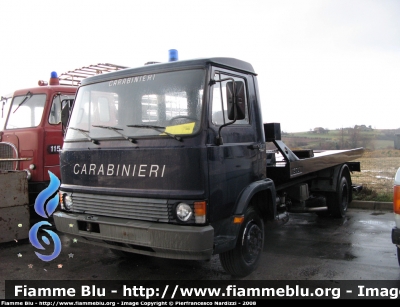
[397,246,400,266]
[219,207,264,277]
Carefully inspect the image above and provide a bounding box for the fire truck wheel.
[329,176,349,218]
[219,206,264,277]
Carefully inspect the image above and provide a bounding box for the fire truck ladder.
[58,63,129,86]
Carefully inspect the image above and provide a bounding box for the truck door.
[207,69,260,222]
[44,93,75,179]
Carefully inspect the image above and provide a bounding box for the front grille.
[0,142,18,170]
[70,192,171,222]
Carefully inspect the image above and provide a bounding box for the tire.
[397,246,400,266]
[329,176,350,218]
[219,207,264,277]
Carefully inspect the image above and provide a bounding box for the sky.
[1,0,399,133]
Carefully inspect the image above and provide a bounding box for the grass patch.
[353,186,393,202]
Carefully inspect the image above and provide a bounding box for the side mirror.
[226,81,246,120]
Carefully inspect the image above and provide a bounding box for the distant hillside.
[279,127,400,151]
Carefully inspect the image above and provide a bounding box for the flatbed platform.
[267,146,364,185]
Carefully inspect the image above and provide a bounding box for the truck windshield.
[6,94,46,129]
[65,69,204,141]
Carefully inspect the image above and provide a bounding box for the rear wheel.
[329,176,350,218]
[219,207,264,277]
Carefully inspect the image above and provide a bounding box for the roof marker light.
[168,49,178,62]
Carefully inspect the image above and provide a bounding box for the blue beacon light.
[49,71,59,85]
[168,49,178,62]
[38,71,59,86]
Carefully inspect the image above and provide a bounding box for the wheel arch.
[233,178,277,221]
[313,163,352,193]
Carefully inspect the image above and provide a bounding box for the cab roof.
[80,57,256,86]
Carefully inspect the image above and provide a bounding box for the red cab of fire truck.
[0,64,128,222]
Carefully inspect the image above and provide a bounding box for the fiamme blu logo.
[28,171,61,261]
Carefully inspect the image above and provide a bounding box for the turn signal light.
[194,201,206,223]
[59,191,64,206]
[394,185,400,214]
[233,216,244,224]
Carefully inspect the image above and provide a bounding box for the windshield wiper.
[68,127,99,145]
[13,91,32,113]
[1,95,11,117]
[127,124,182,141]
[92,125,137,144]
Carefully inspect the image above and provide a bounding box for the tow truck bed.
[267,147,364,184]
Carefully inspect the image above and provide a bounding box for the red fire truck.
[0,64,128,224]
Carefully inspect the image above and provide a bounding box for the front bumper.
[392,227,400,245]
[53,211,214,260]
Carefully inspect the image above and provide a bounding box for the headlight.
[176,203,193,222]
[60,193,73,210]
[64,195,73,210]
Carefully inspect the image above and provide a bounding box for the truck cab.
[0,81,75,208]
[53,56,363,277]
[0,64,128,223]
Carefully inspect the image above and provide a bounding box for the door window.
[211,72,249,126]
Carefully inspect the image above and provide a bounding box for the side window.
[49,94,75,125]
[49,96,62,124]
[212,72,249,126]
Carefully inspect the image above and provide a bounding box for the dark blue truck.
[53,56,363,277]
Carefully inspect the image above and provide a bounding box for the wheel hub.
[242,221,263,264]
